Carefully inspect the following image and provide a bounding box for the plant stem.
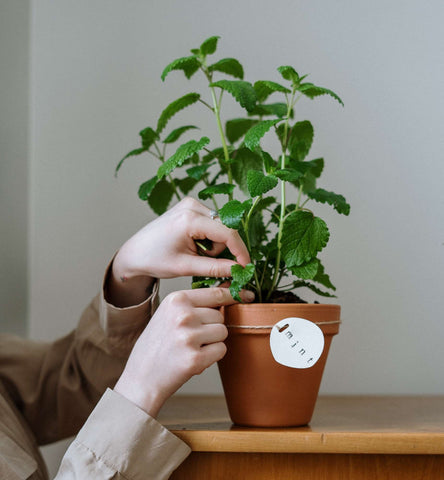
[266,90,296,300]
[202,65,233,201]
[242,197,262,301]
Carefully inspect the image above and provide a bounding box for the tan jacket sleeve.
[0,267,159,445]
[55,389,191,480]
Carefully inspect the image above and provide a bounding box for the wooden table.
[158,395,444,479]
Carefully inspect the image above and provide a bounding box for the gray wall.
[28,0,444,396]
[0,0,30,335]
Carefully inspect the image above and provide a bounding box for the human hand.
[113,287,254,417]
[107,197,251,307]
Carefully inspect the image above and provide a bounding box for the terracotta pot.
[218,303,340,427]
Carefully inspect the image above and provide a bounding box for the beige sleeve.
[0,265,159,445]
[55,389,191,480]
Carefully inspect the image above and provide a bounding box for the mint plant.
[116,36,350,303]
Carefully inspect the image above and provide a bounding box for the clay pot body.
[218,303,340,427]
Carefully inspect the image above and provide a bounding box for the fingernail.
[242,290,255,302]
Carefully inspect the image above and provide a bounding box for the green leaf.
[290,258,319,280]
[209,80,257,112]
[273,168,305,182]
[186,162,215,180]
[306,188,351,215]
[138,176,158,201]
[261,150,277,174]
[277,66,300,84]
[287,121,314,161]
[208,58,244,79]
[192,278,217,289]
[226,118,258,144]
[198,183,235,200]
[139,127,159,149]
[200,36,220,55]
[147,178,175,215]
[176,177,198,195]
[247,170,278,197]
[163,125,198,144]
[281,211,330,267]
[249,103,289,118]
[115,147,146,176]
[232,263,255,284]
[244,119,281,151]
[156,93,200,133]
[254,80,291,102]
[158,137,210,179]
[313,262,336,291]
[299,83,344,106]
[161,55,200,81]
[219,200,249,229]
[231,148,263,193]
[292,280,337,298]
[229,263,256,301]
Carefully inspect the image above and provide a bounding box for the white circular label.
[269,317,325,369]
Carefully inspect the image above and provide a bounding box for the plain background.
[1,0,444,476]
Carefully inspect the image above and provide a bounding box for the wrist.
[114,377,166,418]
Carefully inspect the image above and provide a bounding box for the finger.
[183,255,237,278]
[197,323,228,345]
[199,342,227,369]
[194,307,224,324]
[202,241,227,257]
[190,216,250,266]
[184,287,242,308]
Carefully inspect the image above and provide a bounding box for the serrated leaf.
[299,83,344,106]
[282,211,330,267]
[261,150,277,174]
[292,280,337,297]
[198,183,235,200]
[287,121,314,161]
[231,148,263,193]
[307,188,350,215]
[115,147,146,176]
[273,168,305,182]
[161,55,200,81]
[163,125,198,144]
[208,58,244,79]
[138,176,158,201]
[176,177,198,195]
[231,263,255,286]
[157,93,200,133]
[200,36,220,55]
[244,119,281,151]
[147,178,175,215]
[277,66,300,84]
[229,281,242,302]
[225,118,258,144]
[254,80,291,102]
[219,200,249,229]
[209,80,257,112]
[158,137,210,179]
[249,103,289,118]
[186,162,215,180]
[139,127,159,149]
[290,258,319,280]
[247,170,278,197]
[313,261,336,291]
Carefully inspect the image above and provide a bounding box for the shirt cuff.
[74,388,191,480]
[99,259,160,346]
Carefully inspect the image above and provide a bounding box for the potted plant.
[116,36,349,427]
